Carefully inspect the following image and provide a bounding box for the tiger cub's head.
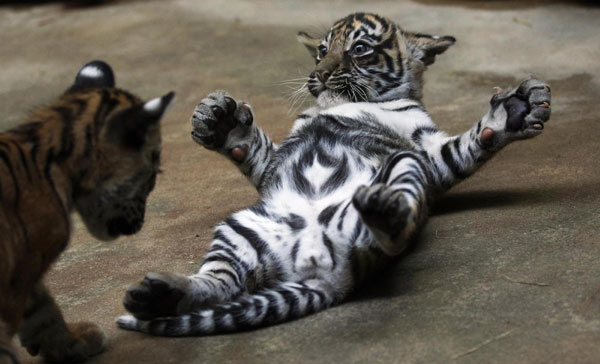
[297,12,455,106]
[63,61,174,241]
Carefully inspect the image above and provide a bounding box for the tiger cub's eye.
[352,43,372,56]
[317,45,328,59]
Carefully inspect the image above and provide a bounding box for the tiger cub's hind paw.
[352,183,413,238]
[123,272,189,320]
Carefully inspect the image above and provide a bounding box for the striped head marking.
[297,12,455,105]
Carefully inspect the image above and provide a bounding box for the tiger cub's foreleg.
[415,78,551,190]
[353,151,431,256]
[18,283,105,363]
[190,91,277,188]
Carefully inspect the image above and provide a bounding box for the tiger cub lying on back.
[0,61,173,363]
[119,13,551,336]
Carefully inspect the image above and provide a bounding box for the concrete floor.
[1,0,599,363]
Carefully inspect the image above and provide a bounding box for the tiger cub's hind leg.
[124,220,261,320]
[353,151,430,256]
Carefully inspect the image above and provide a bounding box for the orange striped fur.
[0,61,173,363]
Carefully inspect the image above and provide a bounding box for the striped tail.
[117,281,334,336]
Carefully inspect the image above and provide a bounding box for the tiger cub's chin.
[316,89,353,108]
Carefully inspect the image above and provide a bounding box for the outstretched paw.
[480,78,551,150]
[352,183,414,238]
[123,272,190,320]
[190,91,254,161]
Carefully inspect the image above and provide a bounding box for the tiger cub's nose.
[311,70,331,83]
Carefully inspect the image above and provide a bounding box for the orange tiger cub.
[0,61,174,363]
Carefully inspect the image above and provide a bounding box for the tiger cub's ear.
[68,60,115,93]
[403,32,456,66]
[297,31,321,59]
[108,92,175,149]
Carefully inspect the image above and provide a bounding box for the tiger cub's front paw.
[190,91,254,161]
[35,322,106,363]
[480,79,551,150]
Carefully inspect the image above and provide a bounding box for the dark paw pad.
[191,91,253,153]
[123,273,186,320]
[505,96,530,131]
[506,79,551,135]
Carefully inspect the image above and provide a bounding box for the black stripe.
[3,140,32,182]
[291,164,315,196]
[225,217,269,258]
[396,187,418,202]
[318,202,341,227]
[411,126,439,145]
[322,233,337,270]
[0,149,30,248]
[304,285,315,313]
[263,291,282,324]
[208,269,240,287]
[467,145,476,160]
[291,240,300,271]
[83,124,94,158]
[263,138,272,164]
[213,229,239,250]
[121,90,138,105]
[381,52,395,72]
[349,217,363,246]
[453,136,461,153]
[337,201,352,231]
[283,214,306,232]
[277,287,300,318]
[391,104,423,113]
[203,253,245,283]
[311,288,327,307]
[298,149,314,170]
[389,170,422,186]
[188,313,203,334]
[93,89,118,132]
[315,145,337,167]
[206,273,230,288]
[52,106,76,164]
[440,142,467,179]
[248,203,268,217]
[378,152,418,183]
[321,155,349,193]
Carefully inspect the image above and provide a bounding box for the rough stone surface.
[1,1,599,363]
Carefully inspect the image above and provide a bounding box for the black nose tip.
[318,70,331,82]
[312,70,331,83]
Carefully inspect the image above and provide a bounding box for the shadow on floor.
[432,180,597,216]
